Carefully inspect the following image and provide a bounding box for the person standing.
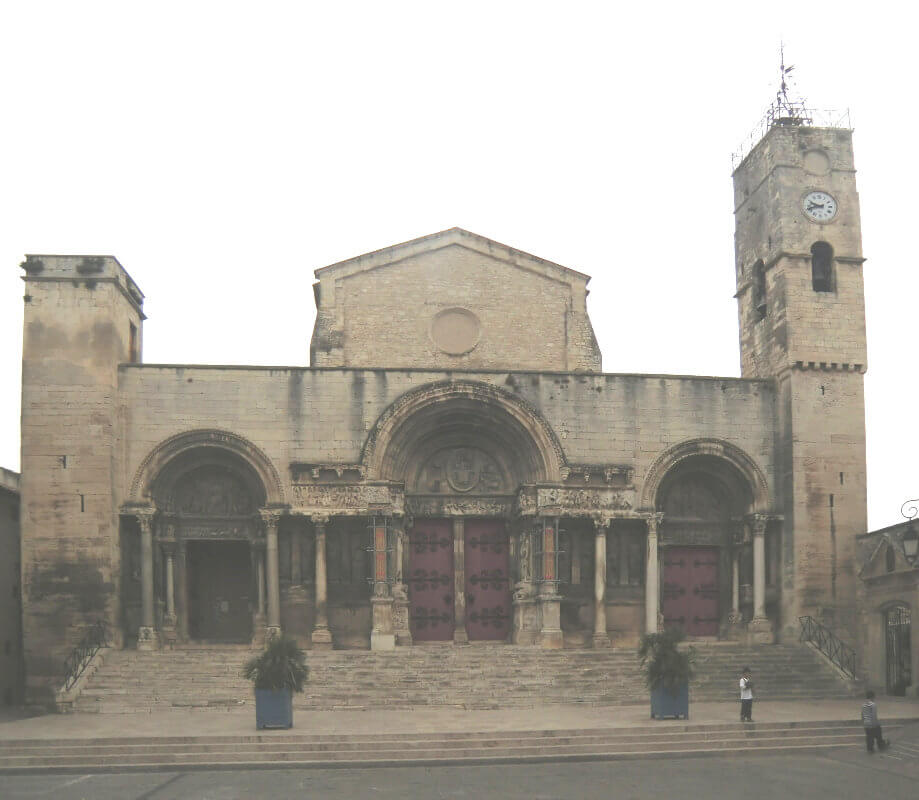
[862,690,888,753]
[739,666,754,722]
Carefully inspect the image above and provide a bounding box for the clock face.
[803,191,838,222]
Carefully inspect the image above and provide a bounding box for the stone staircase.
[70,642,856,714]
[3,720,915,773]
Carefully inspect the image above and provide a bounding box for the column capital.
[593,517,614,533]
[135,508,156,534]
[644,512,664,536]
[747,513,769,537]
[310,514,331,527]
[259,509,283,530]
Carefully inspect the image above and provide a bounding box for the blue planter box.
[255,688,293,729]
[650,684,689,720]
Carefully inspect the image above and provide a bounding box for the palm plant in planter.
[638,628,695,720]
[243,634,308,729]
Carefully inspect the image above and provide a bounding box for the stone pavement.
[2,697,918,740]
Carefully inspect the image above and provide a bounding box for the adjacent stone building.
[0,467,22,706]
[16,119,872,702]
[857,518,917,696]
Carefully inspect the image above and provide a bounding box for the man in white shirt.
[739,666,754,722]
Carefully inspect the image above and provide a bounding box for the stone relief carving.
[516,486,635,515]
[413,447,506,494]
[406,496,514,518]
[175,472,253,516]
[291,483,403,513]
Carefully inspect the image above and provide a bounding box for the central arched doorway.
[367,381,562,645]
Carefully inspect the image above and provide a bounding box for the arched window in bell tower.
[811,241,834,292]
[752,259,766,321]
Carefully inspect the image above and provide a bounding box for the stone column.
[645,513,662,635]
[593,519,611,648]
[370,516,395,651]
[731,549,741,621]
[311,515,332,649]
[511,522,537,645]
[391,516,412,646]
[177,538,189,642]
[136,511,159,650]
[261,511,282,639]
[453,519,468,644]
[249,540,267,649]
[749,514,774,642]
[537,517,563,649]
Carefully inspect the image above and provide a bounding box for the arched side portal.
[640,439,774,640]
[123,430,285,646]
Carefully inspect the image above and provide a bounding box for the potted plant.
[243,634,309,729]
[638,628,695,720]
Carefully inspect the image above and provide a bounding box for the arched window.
[811,241,834,292]
[752,260,766,321]
[886,543,897,573]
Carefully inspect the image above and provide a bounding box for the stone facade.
[15,122,872,702]
[0,467,23,706]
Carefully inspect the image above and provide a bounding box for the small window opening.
[886,544,896,573]
[752,259,766,321]
[811,242,834,292]
[129,322,138,362]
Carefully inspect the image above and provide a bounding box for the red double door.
[662,546,720,637]
[407,519,511,642]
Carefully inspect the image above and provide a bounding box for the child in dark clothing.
[861,690,888,753]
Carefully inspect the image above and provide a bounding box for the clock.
[802,191,838,222]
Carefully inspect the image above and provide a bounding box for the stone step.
[4,720,913,773]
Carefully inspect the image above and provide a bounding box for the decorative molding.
[639,437,771,513]
[516,486,636,517]
[129,429,285,505]
[291,482,404,515]
[360,380,567,482]
[406,495,515,518]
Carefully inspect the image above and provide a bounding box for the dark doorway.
[187,540,253,642]
[885,606,912,696]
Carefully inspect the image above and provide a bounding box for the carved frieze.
[291,483,404,514]
[516,486,636,516]
[173,522,256,540]
[406,495,514,518]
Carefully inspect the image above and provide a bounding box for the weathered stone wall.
[19,256,145,698]
[119,366,776,509]
[310,229,601,372]
[0,467,22,706]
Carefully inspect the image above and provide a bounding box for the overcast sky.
[1,2,915,529]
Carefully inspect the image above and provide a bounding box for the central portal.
[187,540,253,642]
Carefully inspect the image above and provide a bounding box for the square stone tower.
[733,123,867,639]
[19,255,145,701]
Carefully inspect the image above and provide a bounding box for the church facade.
[17,121,869,701]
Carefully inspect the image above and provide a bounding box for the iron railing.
[62,620,109,691]
[799,615,858,679]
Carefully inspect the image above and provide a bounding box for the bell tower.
[732,102,867,640]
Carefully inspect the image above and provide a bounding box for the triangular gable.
[313,227,592,286]
[859,535,909,579]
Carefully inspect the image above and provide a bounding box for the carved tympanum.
[174,470,253,516]
[413,447,506,494]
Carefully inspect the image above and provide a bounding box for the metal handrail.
[798,615,858,679]
[62,620,110,691]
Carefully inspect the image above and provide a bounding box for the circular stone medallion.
[430,307,481,355]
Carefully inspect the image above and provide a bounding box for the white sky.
[0,2,915,529]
